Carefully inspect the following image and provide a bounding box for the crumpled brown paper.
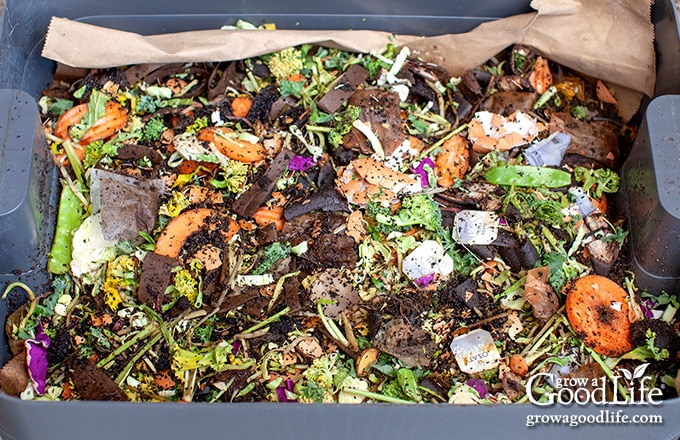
[42,0,654,120]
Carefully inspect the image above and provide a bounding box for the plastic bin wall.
[623,96,680,295]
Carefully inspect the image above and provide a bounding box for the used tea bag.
[90,169,165,244]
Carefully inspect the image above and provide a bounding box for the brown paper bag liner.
[42,0,654,121]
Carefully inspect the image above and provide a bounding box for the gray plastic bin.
[623,95,680,295]
[1,1,679,439]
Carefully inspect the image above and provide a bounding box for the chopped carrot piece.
[435,135,470,187]
[176,160,200,175]
[53,103,88,140]
[591,194,608,214]
[61,381,75,400]
[79,101,128,145]
[252,205,285,231]
[231,96,253,118]
[154,208,239,259]
[288,73,306,83]
[565,274,634,357]
[509,354,528,377]
[197,127,267,163]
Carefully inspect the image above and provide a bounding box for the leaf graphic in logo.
[620,368,632,381]
[633,363,650,380]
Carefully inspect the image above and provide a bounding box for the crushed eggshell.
[596,79,618,104]
[401,240,454,282]
[468,111,541,153]
[352,157,419,193]
[435,135,470,187]
[337,157,419,207]
[346,210,367,244]
[382,136,424,172]
[503,312,524,341]
[453,210,499,245]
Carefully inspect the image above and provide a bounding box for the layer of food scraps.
[1,37,679,404]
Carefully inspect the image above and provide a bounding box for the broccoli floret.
[573,166,620,198]
[364,201,398,235]
[135,95,159,114]
[266,47,304,82]
[365,201,390,220]
[251,242,292,275]
[141,115,167,142]
[375,194,443,232]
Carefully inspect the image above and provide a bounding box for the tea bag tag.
[569,187,596,217]
[524,132,570,167]
[453,210,499,245]
[449,329,501,374]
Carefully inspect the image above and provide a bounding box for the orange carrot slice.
[197,127,267,163]
[288,73,306,83]
[79,101,128,145]
[231,96,253,118]
[154,208,239,259]
[53,103,89,140]
[565,274,634,357]
[591,194,607,214]
[435,135,470,187]
[252,205,285,231]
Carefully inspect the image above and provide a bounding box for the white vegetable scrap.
[401,240,454,281]
[376,46,412,102]
[70,214,118,278]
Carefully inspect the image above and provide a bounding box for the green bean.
[486,164,572,188]
[47,180,85,274]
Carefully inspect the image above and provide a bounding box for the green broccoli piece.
[328,105,361,148]
[251,242,292,275]
[374,193,443,232]
[135,95,159,114]
[364,201,397,235]
[141,115,167,142]
[573,166,620,199]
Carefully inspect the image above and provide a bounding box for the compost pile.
[2,38,679,404]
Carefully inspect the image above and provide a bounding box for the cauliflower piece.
[267,47,304,82]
